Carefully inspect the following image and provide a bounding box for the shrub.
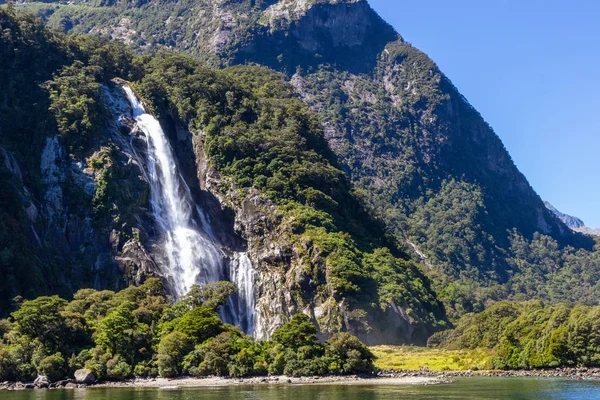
[183,331,249,377]
[106,354,132,379]
[38,353,67,382]
[324,332,375,374]
[0,345,18,381]
[0,320,10,339]
[84,346,112,380]
[267,344,286,375]
[68,348,91,370]
[272,314,320,351]
[133,360,157,378]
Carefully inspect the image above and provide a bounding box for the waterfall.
[122,86,256,334]
[229,252,256,335]
[123,86,222,296]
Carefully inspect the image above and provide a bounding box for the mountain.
[3,0,600,342]
[545,202,600,237]
[0,7,445,345]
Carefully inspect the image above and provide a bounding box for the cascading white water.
[122,86,256,335]
[229,252,256,335]
[123,86,222,297]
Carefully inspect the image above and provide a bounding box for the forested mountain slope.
[13,0,598,316]
[0,7,446,344]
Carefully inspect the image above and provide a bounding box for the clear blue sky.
[369,0,600,228]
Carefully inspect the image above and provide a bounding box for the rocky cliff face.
[235,0,397,73]
[191,132,431,344]
[0,80,157,312]
[20,0,396,72]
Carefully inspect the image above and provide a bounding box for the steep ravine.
[117,61,443,344]
[104,83,257,335]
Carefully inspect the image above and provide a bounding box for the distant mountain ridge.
[545,201,600,237]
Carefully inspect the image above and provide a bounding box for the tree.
[173,307,224,344]
[94,301,138,359]
[157,332,193,377]
[324,332,375,374]
[45,61,105,154]
[106,354,132,379]
[183,329,253,377]
[11,296,68,352]
[176,281,237,311]
[272,314,320,350]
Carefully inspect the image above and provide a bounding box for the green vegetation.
[434,301,600,369]
[133,51,446,336]
[5,0,600,362]
[0,7,445,339]
[297,40,600,319]
[0,279,375,382]
[45,61,105,155]
[0,6,144,314]
[18,0,554,318]
[16,0,262,66]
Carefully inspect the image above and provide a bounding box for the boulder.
[74,369,96,384]
[34,375,49,388]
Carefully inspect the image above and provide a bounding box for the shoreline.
[93,375,446,388]
[0,375,446,390]
[379,367,600,379]
[3,368,600,391]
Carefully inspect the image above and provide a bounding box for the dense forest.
[433,301,600,370]
[0,4,148,311]
[132,51,446,336]
[0,278,374,381]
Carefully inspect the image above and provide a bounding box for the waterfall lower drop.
[123,86,256,334]
[229,252,256,335]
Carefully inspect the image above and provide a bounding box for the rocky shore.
[0,375,444,390]
[96,375,446,388]
[378,367,600,379]
[3,368,600,391]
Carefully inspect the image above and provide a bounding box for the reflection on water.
[1,378,600,400]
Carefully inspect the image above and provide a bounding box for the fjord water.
[123,86,255,333]
[2,378,600,400]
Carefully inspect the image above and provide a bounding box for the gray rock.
[74,369,96,384]
[34,375,49,388]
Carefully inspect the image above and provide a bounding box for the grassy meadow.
[371,346,494,371]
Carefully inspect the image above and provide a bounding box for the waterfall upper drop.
[122,87,256,335]
[123,86,223,297]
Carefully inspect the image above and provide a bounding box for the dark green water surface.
[1,378,600,400]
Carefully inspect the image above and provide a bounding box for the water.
[2,378,600,399]
[122,86,255,333]
[228,252,256,335]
